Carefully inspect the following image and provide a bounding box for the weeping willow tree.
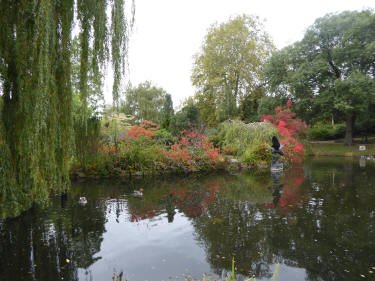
[0,0,134,218]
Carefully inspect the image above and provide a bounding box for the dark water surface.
[1,158,375,281]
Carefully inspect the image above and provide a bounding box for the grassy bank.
[308,142,375,157]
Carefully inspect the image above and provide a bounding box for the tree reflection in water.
[191,161,375,281]
[0,195,106,281]
[1,159,375,281]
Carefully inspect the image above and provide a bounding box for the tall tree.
[191,14,274,125]
[161,93,174,129]
[0,0,134,217]
[239,86,265,122]
[122,81,166,124]
[170,103,200,136]
[265,10,375,145]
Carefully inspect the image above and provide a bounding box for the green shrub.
[354,119,375,138]
[153,129,176,146]
[118,141,158,172]
[218,120,279,156]
[169,104,200,136]
[307,122,346,140]
[241,143,272,166]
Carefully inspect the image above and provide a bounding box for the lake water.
[1,157,375,281]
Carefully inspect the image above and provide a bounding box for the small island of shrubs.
[71,101,307,178]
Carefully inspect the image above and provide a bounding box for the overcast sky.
[104,0,375,108]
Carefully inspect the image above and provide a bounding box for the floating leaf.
[66,259,70,263]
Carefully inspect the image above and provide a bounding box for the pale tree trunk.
[344,115,354,146]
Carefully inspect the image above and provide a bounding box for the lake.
[1,157,375,281]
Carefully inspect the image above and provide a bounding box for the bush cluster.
[206,120,279,167]
[307,122,346,140]
[73,125,226,177]
[217,120,278,156]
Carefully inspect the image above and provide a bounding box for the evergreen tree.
[161,93,174,129]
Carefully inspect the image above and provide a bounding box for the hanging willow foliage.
[0,0,134,218]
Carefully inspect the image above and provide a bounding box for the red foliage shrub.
[124,125,155,140]
[164,130,224,171]
[140,120,160,131]
[261,100,307,162]
[99,143,117,155]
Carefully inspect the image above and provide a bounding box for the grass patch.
[309,143,375,157]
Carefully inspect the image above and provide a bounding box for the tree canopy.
[265,10,375,145]
[170,103,200,136]
[191,14,274,125]
[121,81,167,124]
[0,0,134,217]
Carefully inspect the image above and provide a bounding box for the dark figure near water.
[271,136,284,171]
[271,170,284,207]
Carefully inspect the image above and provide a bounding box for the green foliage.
[161,93,174,129]
[170,104,201,136]
[265,10,375,145]
[192,14,274,125]
[122,81,167,124]
[71,37,104,113]
[218,120,279,156]
[100,112,134,143]
[257,95,285,118]
[0,0,134,217]
[239,87,265,122]
[355,119,375,139]
[118,140,158,173]
[307,122,346,141]
[241,143,272,167]
[205,128,221,148]
[81,138,161,177]
[153,129,177,146]
[73,116,101,168]
[216,85,237,122]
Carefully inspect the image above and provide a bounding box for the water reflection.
[1,158,375,281]
[0,195,106,281]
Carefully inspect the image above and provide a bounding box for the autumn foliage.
[165,130,225,171]
[261,100,307,162]
[125,125,155,139]
[140,120,160,131]
[94,127,225,175]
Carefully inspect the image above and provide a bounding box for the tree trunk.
[344,115,354,146]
